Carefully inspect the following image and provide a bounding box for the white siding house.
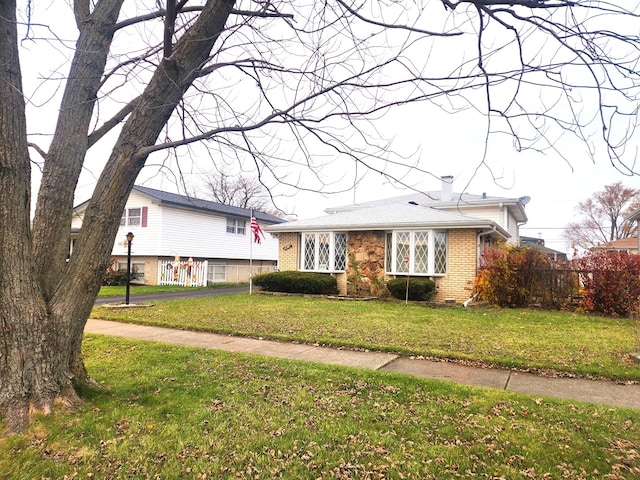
[72,186,284,285]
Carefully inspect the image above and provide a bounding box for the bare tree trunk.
[32,0,125,300]
[58,0,236,387]
[1,0,236,434]
[0,0,75,434]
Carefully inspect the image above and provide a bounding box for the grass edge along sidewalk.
[85,318,640,410]
[2,335,638,479]
[91,293,640,383]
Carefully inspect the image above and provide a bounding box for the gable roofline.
[265,202,510,238]
[73,185,285,224]
[520,236,568,257]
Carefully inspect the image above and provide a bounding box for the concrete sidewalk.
[85,319,640,410]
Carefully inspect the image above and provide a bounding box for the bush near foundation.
[386,277,436,301]
[573,250,640,317]
[252,271,338,295]
[102,260,140,286]
[475,245,557,308]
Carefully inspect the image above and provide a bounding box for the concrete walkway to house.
[85,319,640,410]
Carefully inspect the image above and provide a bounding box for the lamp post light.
[125,232,134,305]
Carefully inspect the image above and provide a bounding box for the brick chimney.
[441,175,453,202]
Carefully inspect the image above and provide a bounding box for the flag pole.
[249,208,253,295]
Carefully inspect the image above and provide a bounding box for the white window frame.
[385,230,447,276]
[209,263,227,282]
[116,260,145,282]
[120,208,141,227]
[226,218,246,235]
[300,232,347,272]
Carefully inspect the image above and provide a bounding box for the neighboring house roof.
[73,185,285,224]
[325,190,528,223]
[593,237,639,251]
[265,201,509,238]
[520,236,568,257]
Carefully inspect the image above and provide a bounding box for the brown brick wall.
[334,272,348,295]
[113,256,158,285]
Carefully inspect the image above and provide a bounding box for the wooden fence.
[527,268,581,308]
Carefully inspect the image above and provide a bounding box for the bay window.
[385,230,447,275]
[301,232,347,272]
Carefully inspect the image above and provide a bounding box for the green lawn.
[92,293,640,381]
[1,336,638,479]
[97,282,245,297]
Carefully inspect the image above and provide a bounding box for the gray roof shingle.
[325,191,528,223]
[74,185,285,224]
[266,201,508,237]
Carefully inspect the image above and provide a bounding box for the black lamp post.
[125,232,134,305]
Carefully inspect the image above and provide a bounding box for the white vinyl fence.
[158,260,277,287]
[158,259,208,287]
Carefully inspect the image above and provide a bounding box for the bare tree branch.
[87,96,141,148]
[563,182,640,249]
[27,142,47,161]
[164,0,176,58]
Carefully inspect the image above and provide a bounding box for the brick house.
[266,177,529,303]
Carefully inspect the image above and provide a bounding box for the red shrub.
[475,245,555,307]
[573,250,640,317]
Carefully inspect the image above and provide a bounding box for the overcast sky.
[20,2,639,254]
[136,109,635,254]
[265,136,635,254]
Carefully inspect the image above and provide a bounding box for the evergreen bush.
[253,271,338,295]
[386,277,436,301]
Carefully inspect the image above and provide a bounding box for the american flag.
[250,216,265,244]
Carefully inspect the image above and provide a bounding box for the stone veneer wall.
[432,229,477,303]
[347,231,386,296]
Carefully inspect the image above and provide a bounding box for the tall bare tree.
[563,182,640,250]
[201,169,271,210]
[1,1,639,434]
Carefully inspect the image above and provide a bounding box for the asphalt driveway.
[93,285,250,306]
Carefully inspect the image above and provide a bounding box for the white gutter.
[267,221,509,235]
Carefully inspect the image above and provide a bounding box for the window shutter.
[141,206,148,227]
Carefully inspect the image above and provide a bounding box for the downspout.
[477,226,497,270]
[516,221,527,246]
[466,226,497,308]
